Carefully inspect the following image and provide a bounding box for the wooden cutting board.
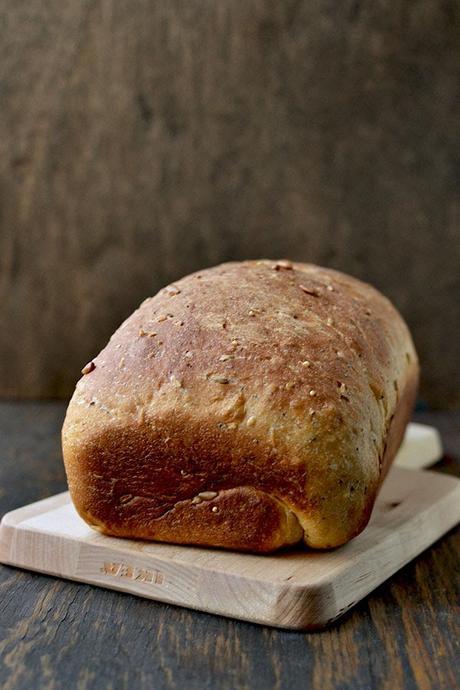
[394,422,442,469]
[0,426,458,630]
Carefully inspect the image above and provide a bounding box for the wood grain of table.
[0,401,459,690]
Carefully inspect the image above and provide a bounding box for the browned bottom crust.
[87,486,303,552]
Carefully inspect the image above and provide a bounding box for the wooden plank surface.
[0,402,459,689]
[0,1,459,407]
[1,466,459,630]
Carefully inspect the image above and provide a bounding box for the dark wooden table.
[0,402,459,690]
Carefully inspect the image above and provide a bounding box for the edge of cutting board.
[1,467,459,630]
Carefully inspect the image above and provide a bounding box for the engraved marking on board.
[100,562,165,585]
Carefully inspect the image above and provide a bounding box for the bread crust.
[62,260,419,552]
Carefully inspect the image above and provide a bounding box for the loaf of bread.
[62,260,419,552]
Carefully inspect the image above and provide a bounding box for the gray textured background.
[0,1,459,406]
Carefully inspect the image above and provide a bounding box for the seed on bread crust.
[299,285,319,297]
[198,491,218,500]
[81,361,96,375]
[273,259,293,271]
[208,374,230,384]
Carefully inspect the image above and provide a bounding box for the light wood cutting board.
[0,425,457,630]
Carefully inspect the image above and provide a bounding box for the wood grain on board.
[0,1,459,406]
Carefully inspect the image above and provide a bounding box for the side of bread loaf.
[62,260,419,552]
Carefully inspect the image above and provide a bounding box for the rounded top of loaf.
[73,259,416,421]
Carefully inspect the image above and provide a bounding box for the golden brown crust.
[62,260,419,552]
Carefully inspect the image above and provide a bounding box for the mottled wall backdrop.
[1,1,459,406]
